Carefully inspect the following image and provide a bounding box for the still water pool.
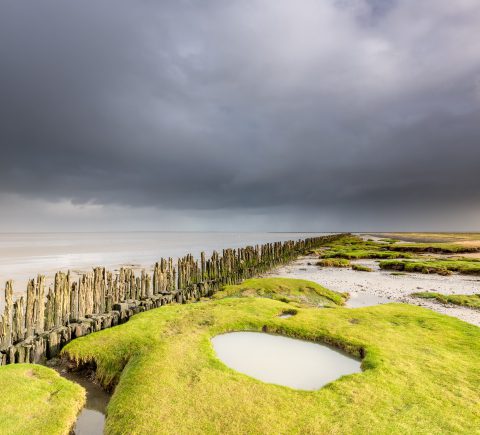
[211,332,361,390]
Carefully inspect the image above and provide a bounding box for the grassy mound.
[412,292,480,309]
[0,364,85,434]
[213,278,347,307]
[62,280,480,434]
[380,259,480,276]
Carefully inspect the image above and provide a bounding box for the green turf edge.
[0,363,85,435]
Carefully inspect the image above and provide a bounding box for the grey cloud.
[0,0,479,230]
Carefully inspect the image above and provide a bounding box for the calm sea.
[0,232,330,300]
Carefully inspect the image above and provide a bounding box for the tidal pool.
[211,332,361,390]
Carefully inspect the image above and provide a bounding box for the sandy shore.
[268,256,480,327]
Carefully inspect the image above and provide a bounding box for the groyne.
[0,234,343,365]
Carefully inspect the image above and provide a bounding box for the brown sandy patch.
[453,240,480,248]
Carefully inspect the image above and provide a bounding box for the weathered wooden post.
[78,276,86,319]
[70,281,79,322]
[105,272,113,312]
[12,296,25,344]
[3,281,13,348]
[93,267,104,314]
[35,275,45,334]
[63,272,71,324]
[25,279,35,338]
[145,273,152,298]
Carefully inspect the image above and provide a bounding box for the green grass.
[213,277,347,307]
[0,364,85,434]
[62,278,480,434]
[380,259,480,276]
[412,292,480,309]
[352,264,373,272]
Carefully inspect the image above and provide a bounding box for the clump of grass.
[317,258,351,268]
[352,264,372,272]
[412,292,480,309]
[213,277,347,307]
[62,281,480,434]
[0,364,85,434]
[379,259,480,276]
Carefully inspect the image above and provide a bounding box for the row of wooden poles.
[0,235,342,353]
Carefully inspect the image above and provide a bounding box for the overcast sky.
[1,0,479,232]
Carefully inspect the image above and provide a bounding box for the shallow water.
[58,371,109,435]
[211,332,361,390]
[346,292,391,308]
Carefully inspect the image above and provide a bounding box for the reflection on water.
[211,332,361,390]
[346,292,390,308]
[59,370,109,435]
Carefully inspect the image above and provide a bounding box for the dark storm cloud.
[0,0,480,229]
